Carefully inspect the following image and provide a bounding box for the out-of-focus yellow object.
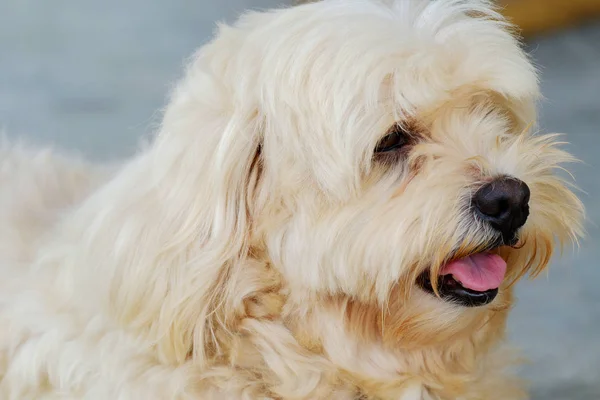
[500,0,600,37]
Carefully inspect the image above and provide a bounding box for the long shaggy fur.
[0,1,584,399]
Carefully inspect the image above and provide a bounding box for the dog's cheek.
[514,136,583,241]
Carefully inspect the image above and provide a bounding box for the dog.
[0,0,584,398]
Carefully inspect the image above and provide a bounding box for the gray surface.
[0,0,284,160]
[0,1,598,399]
[509,24,600,399]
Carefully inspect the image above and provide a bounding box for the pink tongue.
[440,253,507,292]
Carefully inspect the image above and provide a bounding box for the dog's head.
[150,0,583,359]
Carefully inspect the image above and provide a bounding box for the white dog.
[0,1,583,399]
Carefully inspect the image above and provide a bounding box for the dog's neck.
[219,255,519,399]
[286,297,512,397]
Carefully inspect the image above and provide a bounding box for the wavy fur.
[0,1,583,399]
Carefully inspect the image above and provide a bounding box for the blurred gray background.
[1,1,598,399]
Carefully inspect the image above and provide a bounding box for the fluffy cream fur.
[0,1,584,399]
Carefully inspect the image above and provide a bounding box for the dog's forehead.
[250,0,538,118]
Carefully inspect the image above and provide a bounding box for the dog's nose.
[473,177,530,240]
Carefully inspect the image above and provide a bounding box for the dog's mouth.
[417,247,507,307]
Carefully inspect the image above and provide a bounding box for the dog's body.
[0,1,583,399]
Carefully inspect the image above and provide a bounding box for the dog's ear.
[157,68,264,367]
[96,25,265,368]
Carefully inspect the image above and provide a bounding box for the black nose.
[473,177,530,241]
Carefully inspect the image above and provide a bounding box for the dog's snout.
[474,177,530,240]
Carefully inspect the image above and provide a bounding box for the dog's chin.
[417,243,509,307]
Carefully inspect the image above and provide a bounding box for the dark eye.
[374,125,410,153]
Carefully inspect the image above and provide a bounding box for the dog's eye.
[375,125,410,153]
